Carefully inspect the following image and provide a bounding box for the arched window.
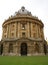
[9,43,13,53]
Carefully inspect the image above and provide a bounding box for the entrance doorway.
[21,43,27,56]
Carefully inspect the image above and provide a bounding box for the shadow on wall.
[44,40,47,55]
[0,44,3,55]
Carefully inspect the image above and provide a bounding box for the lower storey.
[0,38,47,56]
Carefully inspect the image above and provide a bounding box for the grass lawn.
[0,56,48,65]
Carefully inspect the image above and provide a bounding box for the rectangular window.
[22,32,25,37]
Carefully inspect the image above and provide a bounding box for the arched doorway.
[21,43,27,56]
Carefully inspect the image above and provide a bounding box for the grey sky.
[0,0,48,40]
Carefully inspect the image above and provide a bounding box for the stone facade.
[0,6,47,56]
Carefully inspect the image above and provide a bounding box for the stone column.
[18,22,20,38]
[7,25,9,38]
[29,22,31,37]
[38,26,41,38]
[8,24,11,38]
[42,28,44,39]
[27,22,30,38]
[14,23,16,38]
[31,23,33,38]
[16,22,18,38]
[40,28,44,39]
[15,42,19,56]
[36,23,42,39]
[36,24,38,38]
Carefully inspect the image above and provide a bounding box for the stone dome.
[16,6,32,15]
[3,6,43,27]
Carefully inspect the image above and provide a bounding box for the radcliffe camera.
[0,6,47,56]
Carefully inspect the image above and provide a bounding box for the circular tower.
[1,6,46,56]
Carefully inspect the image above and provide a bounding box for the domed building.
[0,6,47,56]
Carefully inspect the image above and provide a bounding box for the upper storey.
[2,6,44,27]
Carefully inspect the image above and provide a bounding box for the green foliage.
[0,56,48,65]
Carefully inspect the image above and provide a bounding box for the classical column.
[36,24,38,38]
[18,22,20,38]
[27,22,30,38]
[8,24,11,38]
[14,22,16,38]
[31,22,33,38]
[29,22,31,37]
[40,27,44,39]
[39,27,40,38]
[7,25,9,38]
[42,28,44,39]
[16,22,18,38]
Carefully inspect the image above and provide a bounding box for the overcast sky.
[0,0,48,40]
